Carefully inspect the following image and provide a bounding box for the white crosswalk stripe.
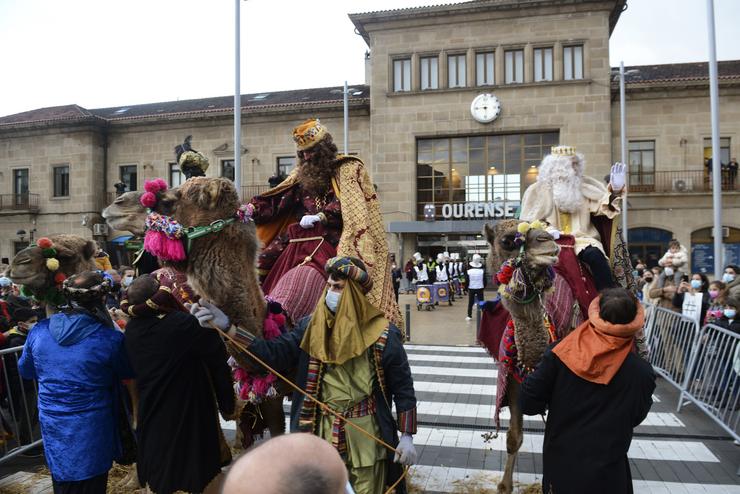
[411,365,497,378]
[408,354,496,365]
[406,344,489,354]
[414,380,498,395]
[412,427,718,462]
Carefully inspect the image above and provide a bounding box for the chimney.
[364,50,372,85]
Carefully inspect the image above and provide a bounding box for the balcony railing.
[629,170,738,193]
[241,185,270,202]
[0,194,40,212]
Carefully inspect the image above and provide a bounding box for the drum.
[433,282,450,304]
[416,285,434,305]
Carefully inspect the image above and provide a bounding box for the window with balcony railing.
[628,140,655,191]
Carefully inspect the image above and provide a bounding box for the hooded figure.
[520,288,655,494]
[18,271,134,493]
[191,256,418,494]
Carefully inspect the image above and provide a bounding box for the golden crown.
[550,145,576,157]
[293,118,328,151]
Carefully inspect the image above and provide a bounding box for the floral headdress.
[496,220,555,304]
[18,237,67,305]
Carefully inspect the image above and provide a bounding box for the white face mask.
[123,276,134,287]
[664,267,674,277]
[723,273,736,284]
[325,290,341,313]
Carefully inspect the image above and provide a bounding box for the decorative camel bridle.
[140,179,255,262]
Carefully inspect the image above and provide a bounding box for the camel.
[102,190,146,236]
[8,234,97,314]
[483,220,561,494]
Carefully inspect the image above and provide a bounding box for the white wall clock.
[470,93,501,123]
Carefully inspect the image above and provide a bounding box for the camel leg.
[261,397,287,438]
[498,377,523,494]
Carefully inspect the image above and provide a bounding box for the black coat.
[242,319,416,494]
[520,345,655,494]
[124,311,235,494]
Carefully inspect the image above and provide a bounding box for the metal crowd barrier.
[643,304,701,390]
[678,323,740,442]
[642,303,739,442]
[0,345,42,464]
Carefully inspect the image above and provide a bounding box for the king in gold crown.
[293,118,328,151]
[550,145,576,157]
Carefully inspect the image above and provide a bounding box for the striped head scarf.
[325,256,373,294]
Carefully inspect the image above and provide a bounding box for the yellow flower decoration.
[46,258,60,272]
[517,222,531,234]
[530,220,545,230]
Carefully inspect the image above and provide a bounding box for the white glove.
[545,227,561,240]
[609,162,627,193]
[393,433,417,466]
[190,300,230,331]
[299,214,322,229]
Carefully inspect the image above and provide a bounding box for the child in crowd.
[705,281,727,326]
[658,239,688,286]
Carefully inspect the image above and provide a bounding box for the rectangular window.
[119,165,137,192]
[393,58,411,92]
[13,168,29,207]
[475,52,495,86]
[52,165,70,197]
[420,56,439,90]
[277,156,296,176]
[563,45,584,80]
[221,159,235,181]
[505,50,524,84]
[415,132,559,220]
[169,162,183,187]
[703,137,731,167]
[628,141,655,191]
[534,47,553,82]
[448,54,466,88]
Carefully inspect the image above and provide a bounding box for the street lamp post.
[619,62,628,246]
[706,0,724,276]
[234,0,243,200]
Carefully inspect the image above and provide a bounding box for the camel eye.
[500,235,516,250]
[18,258,31,265]
[537,234,552,242]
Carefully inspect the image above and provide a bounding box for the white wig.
[536,152,586,213]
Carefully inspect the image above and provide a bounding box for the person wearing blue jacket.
[19,271,133,494]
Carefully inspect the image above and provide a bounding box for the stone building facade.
[1,0,739,275]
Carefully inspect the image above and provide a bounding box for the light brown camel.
[484,219,561,494]
[102,191,146,236]
[8,234,97,314]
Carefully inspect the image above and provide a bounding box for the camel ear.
[484,223,495,244]
[82,241,97,261]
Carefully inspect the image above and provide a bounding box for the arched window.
[627,227,673,268]
[690,227,740,275]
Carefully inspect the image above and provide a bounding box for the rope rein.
[208,321,409,494]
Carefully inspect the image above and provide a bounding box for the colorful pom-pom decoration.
[42,247,57,258]
[45,258,60,272]
[37,237,53,249]
[517,222,531,234]
[144,178,168,194]
[236,203,255,223]
[54,272,67,284]
[530,220,545,230]
[140,192,157,208]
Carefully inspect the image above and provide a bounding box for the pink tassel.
[144,230,186,262]
[263,315,281,340]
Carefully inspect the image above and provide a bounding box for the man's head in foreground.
[222,433,348,494]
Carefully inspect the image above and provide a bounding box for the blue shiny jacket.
[19,312,133,481]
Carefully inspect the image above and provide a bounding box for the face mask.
[664,267,674,277]
[724,309,737,319]
[632,270,639,278]
[723,273,736,283]
[690,279,702,290]
[325,290,341,313]
[123,276,133,287]
[709,290,720,299]
[18,321,36,332]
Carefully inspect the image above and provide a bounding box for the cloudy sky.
[1,0,739,117]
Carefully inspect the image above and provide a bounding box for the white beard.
[538,154,584,213]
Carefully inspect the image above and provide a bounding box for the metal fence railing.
[643,303,739,442]
[678,323,740,442]
[643,305,701,389]
[0,345,42,463]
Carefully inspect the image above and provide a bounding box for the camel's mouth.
[530,251,560,266]
[103,212,145,235]
[8,271,47,288]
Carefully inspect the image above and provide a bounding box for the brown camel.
[102,191,146,236]
[8,234,97,314]
[484,220,560,494]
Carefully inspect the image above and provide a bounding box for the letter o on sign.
[441,204,452,219]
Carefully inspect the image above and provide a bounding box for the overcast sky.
[1,0,739,118]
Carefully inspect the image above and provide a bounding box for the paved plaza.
[2,291,739,493]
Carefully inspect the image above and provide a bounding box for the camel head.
[484,219,560,273]
[102,191,146,236]
[9,235,97,291]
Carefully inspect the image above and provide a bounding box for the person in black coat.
[520,288,655,494]
[192,256,418,494]
[122,276,235,494]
